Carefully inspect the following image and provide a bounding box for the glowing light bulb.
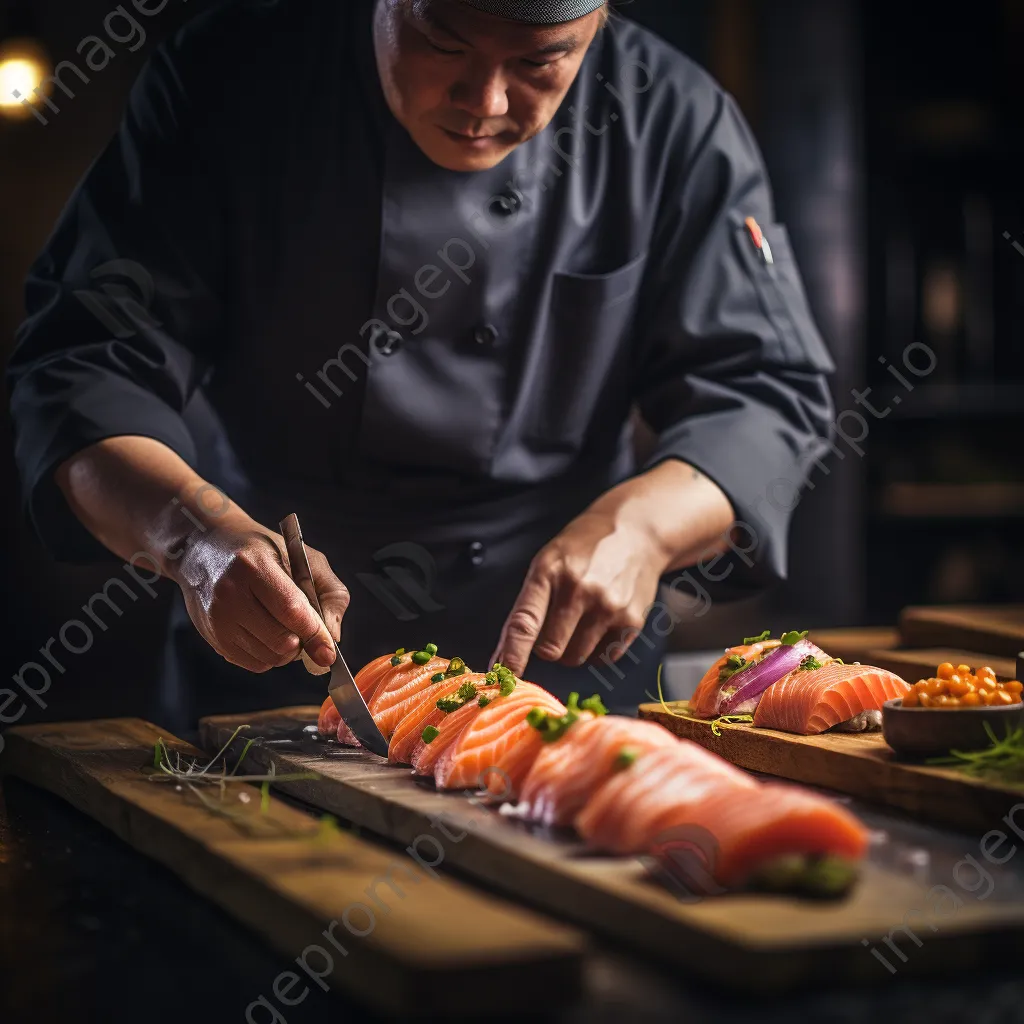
[0,40,51,118]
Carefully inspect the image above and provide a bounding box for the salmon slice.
[317,652,395,744]
[575,741,757,855]
[434,685,567,798]
[647,781,870,887]
[388,673,484,765]
[519,716,679,827]
[690,640,782,717]
[409,674,497,776]
[753,662,909,734]
[368,657,450,740]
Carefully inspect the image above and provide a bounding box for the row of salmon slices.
[317,648,869,889]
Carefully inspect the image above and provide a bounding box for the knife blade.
[279,514,389,757]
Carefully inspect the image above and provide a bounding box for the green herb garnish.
[478,695,492,708]
[526,692,606,744]
[457,681,479,702]
[424,643,438,656]
[395,648,406,656]
[718,653,749,683]
[412,650,432,665]
[743,630,771,645]
[710,714,755,737]
[579,695,608,716]
[436,696,463,714]
[445,657,467,677]
[614,747,639,770]
[927,722,1024,786]
[780,630,809,646]
[431,673,445,684]
[799,655,823,671]
[421,725,440,744]
[391,655,402,666]
[499,676,517,697]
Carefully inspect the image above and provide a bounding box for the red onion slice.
[719,639,820,715]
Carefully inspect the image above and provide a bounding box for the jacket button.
[468,541,486,567]
[371,325,402,356]
[474,324,498,347]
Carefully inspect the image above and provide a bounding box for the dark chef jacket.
[7,0,835,730]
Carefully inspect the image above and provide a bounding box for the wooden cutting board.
[639,701,1024,834]
[197,706,1024,991]
[0,718,584,1018]
[900,606,1024,659]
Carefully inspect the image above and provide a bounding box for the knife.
[279,514,389,757]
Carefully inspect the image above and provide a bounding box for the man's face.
[373,0,605,172]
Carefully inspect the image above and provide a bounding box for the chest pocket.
[522,251,649,451]
[733,222,835,372]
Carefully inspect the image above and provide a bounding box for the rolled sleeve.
[634,90,836,591]
[6,41,225,562]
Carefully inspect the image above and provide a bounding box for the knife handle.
[279,513,325,620]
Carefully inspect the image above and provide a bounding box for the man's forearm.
[54,435,256,577]
[584,459,736,574]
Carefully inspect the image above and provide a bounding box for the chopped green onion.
[780,630,809,646]
[421,725,440,744]
[526,707,548,729]
[436,696,463,714]
[395,648,406,656]
[743,630,771,645]
[799,655,823,671]
[445,657,467,677]
[260,780,271,815]
[614,748,639,770]
[424,643,438,656]
[431,673,445,684]
[478,695,492,708]
[580,694,608,716]
[718,654,749,683]
[457,681,478,702]
[498,672,517,697]
[412,650,432,665]
[390,655,402,666]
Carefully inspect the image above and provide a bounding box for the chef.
[7,0,835,729]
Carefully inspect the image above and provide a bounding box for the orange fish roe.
[902,663,1023,708]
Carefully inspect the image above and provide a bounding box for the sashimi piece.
[368,656,450,739]
[575,744,867,887]
[317,652,394,745]
[690,638,832,718]
[409,675,496,776]
[690,640,782,718]
[753,662,909,735]
[647,782,869,888]
[434,685,567,798]
[519,716,679,827]
[388,673,485,766]
[576,741,757,855]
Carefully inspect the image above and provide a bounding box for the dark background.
[1,0,1022,729]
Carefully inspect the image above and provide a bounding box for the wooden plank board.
[900,605,1024,659]
[862,648,1017,683]
[0,718,584,1018]
[639,701,1024,834]
[199,706,1024,992]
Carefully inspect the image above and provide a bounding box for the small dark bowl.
[882,698,1024,761]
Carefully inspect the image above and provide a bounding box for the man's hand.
[493,512,667,675]
[171,522,349,674]
[493,460,736,676]
[54,436,351,676]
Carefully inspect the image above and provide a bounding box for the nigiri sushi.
[753,661,909,735]
[690,633,831,718]
[576,744,868,887]
[434,683,566,798]
[519,716,679,827]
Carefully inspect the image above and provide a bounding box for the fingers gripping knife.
[279,514,389,756]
